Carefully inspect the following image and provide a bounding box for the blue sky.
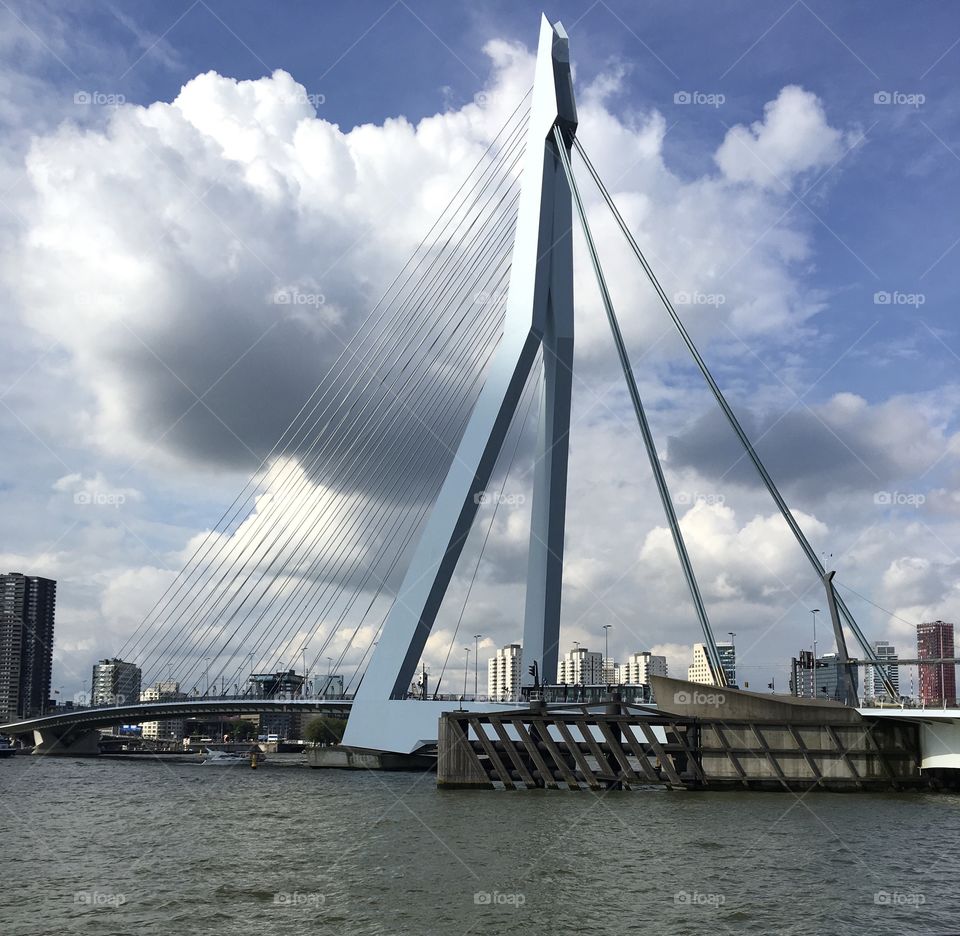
[11,0,959,396]
[2,0,960,698]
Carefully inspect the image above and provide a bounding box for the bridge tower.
[344,17,577,747]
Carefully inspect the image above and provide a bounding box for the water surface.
[2,755,958,935]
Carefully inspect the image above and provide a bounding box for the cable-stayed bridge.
[5,17,960,772]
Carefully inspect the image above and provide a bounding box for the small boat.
[0,738,16,759]
[201,748,262,766]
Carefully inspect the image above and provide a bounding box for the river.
[2,754,958,935]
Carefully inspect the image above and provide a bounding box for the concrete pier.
[307,745,435,772]
[437,679,931,791]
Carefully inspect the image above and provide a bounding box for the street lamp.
[204,657,211,697]
[301,647,308,698]
[463,647,471,699]
[811,609,821,699]
[473,634,482,698]
[603,624,612,687]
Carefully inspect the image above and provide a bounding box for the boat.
[0,738,17,758]
[201,748,262,765]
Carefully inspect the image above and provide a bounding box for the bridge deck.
[0,698,353,736]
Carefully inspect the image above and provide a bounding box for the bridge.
[5,697,353,754]
[4,16,958,775]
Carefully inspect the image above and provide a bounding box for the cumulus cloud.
[667,388,960,500]
[638,500,828,605]
[715,85,859,190]
[6,50,864,479]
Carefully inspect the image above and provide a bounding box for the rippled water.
[2,754,959,935]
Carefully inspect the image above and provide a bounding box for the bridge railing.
[45,692,355,714]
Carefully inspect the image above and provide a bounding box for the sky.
[1,0,959,701]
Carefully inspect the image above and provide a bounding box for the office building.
[310,674,344,699]
[248,670,306,698]
[687,642,735,686]
[790,651,858,702]
[0,572,56,721]
[558,647,603,686]
[861,641,899,703]
[139,681,185,741]
[488,644,522,701]
[91,658,141,706]
[917,621,956,705]
[622,651,668,686]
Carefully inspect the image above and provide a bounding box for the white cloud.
[5,53,866,476]
[715,84,858,190]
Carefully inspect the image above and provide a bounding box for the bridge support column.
[32,727,101,756]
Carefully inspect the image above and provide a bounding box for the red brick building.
[917,620,956,705]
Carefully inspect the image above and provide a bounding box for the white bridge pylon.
[345,18,577,745]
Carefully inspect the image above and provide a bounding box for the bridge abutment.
[32,727,101,756]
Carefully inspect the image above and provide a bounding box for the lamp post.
[811,609,821,699]
[603,624,612,687]
[301,647,308,698]
[204,657,211,697]
[473,634,482,699]
[463,647,471,700]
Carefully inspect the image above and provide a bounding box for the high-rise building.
[487,644,522,701]
[557,647,603,686]
[791,651,859,702]
[91,658,141,706]
[139,681,185,741]
[687,642,735,686]
[791,650,815,698]
[917,621,956,705]
[718,643,736,686]
[861,641,899,703]
[622,651,668,686]
[0,572,56,721]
